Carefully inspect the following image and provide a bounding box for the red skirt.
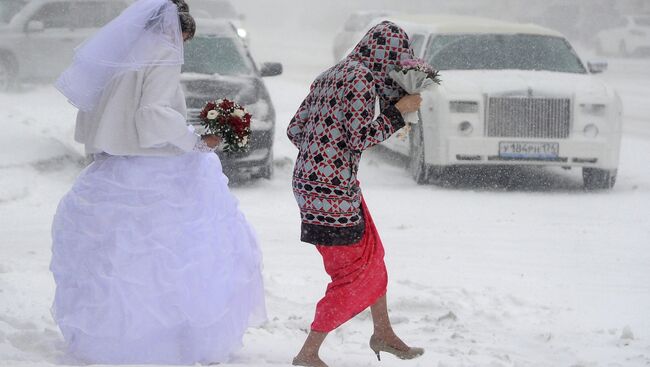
[311,197,388,332]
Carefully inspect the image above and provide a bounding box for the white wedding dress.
[50,2,265,362]
[50,151,266,364]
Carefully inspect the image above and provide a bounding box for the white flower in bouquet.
[206,110,219,120]
[389,58,441,125]
[231,109,245,118]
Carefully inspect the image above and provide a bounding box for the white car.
[596,15,650,57]
[382,16,622,190]
[0,0,128,89]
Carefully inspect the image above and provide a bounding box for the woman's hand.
[201,135,221,149]
[395,94,422,114]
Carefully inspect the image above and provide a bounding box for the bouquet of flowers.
[389,58,441,125]
[199,98,251,153]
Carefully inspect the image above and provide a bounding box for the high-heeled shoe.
[369,334,424,361]
[292,356,329,367]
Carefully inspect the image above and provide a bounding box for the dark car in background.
[182,19,282,180]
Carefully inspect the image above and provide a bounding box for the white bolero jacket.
[74,49,199,157]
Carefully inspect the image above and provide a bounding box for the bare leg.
[293,330,329,367]
[370,294,409,350]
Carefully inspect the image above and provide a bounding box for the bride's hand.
[201,135,221,149]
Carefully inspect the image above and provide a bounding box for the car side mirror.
[260,62,283,77]
[587,60,608,74]
[26,20,45,33]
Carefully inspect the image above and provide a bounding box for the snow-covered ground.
[1,54,649,366]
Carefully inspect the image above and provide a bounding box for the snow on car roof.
[379,14,564,38]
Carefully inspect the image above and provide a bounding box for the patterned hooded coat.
[287,21,415,246]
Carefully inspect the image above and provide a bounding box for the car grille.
[486,97,571,139]
[187,107,203,127]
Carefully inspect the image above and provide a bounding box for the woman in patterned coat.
[287,21,424,367]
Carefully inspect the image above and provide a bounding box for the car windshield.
[190,0,238,19]
[426,34,586,74]
[0,0,26,23]
[182,36,254,76]
[634,16,650,27]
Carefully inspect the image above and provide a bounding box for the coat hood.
[347,21,415,106]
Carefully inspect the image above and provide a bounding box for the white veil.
[55,0,184,111]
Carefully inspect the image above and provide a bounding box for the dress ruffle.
[50,152,266,365]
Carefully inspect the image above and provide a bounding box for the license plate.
[499,142,560,159]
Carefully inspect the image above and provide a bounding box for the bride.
[49,0,266,364]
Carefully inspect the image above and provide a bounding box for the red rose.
[220,99,235,111]
[227,115,240,129]
[236,121,246,136]
[230,116,249,137]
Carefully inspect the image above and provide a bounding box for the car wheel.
[428,165,448,185]
[408,123,430,185]
[583,168,617,190]
[258,151,274,180]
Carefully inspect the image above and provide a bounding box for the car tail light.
[580,103,607,116]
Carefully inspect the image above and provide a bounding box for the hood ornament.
[527,87,534,98]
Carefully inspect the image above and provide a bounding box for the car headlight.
[237,28,248,39]
[580,103,607,116]
[247,100,273,130]
[450,101,479,113]
[247,100,269,118]
[458,121,474,135]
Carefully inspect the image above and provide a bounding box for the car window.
[191,0,238,19]
[30,1,125,29]
[634,16,650,27]
[0,0,27,23]
[425,34,586,74]
[30,2,72,28]
[410,34,426,57]
[68,1,125,28]
[182,36,254,76]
